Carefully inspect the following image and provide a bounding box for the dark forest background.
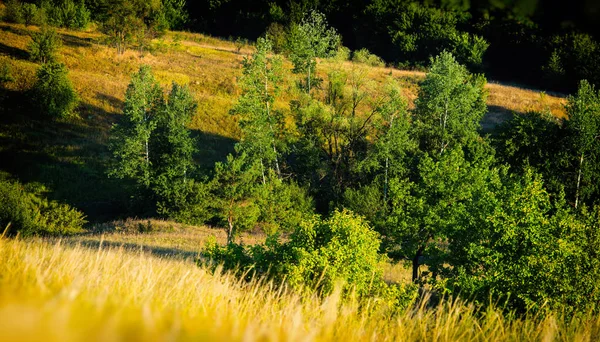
[185,0,600,92]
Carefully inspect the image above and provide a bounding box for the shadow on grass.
[59,33,94,48]
[0,87,239,222]
[0,90,131,222]
[71,239,201,260]
[0,23,31,37]
[0,41,28,60]
[481,105,519,134]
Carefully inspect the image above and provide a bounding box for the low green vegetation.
[0,175,86,236]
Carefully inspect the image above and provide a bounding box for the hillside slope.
[0,22,567,221]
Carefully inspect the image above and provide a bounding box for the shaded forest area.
[186,0,600,92]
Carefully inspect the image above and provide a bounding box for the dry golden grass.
[68,218,267,260]
[0,21,567,141]
[2,237,600,341]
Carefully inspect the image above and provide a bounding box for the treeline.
[187,0,600,92]
[4,0,599,91]
[3,0,187,54]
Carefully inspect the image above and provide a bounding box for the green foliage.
[202,209,418,309]
[0,58,13,84]
[255,175,313,235]
[22,3,40,27]
[565,80,600,208]
[264,22,287,54]
[28,27,62,64]
[352,48,385,67]
[445,170,600,315]
[31,62,78,119]
[494,111,569,197]
[232,37,285,179]
[3,0,24,24]
[544,33,600,90]
[286,10,341,93]
[210,153,261,244]
[366,1,488,68]
[109,66,201,220]
[109,65,163,188]
[414,51,487,154]
[161,0,189,30]
[0,177,86,237]
[99,0,166,54]
[285,209,385,296]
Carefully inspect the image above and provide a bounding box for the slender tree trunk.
[307,65,311,94]
[383,115,396,204]
[575,152,584,209]
[260,158,266,185]
[440,101,449,155]
[227,216,234,245]
[412,245,424,283]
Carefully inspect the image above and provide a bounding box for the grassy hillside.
[0,22,567,221]
[2,236,600,342]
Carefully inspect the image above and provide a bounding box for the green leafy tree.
[109,66,163,189]
[31,62,78,119]
[161,0,189,30]
[232,37,285,180]
[365,1,488,68]
[152,83,198,216]
[494,111,570,198]
[343,80,414,231]
[414,51,487,155]
[255,173,313,235]
[286,10,340,94]
[445,170,600,315]
[28,27,62,64]
[565,80,600,208]
[100,0,165,55]
[386,146,497,282]
[211,153,261,244]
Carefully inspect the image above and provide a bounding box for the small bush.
[332,46,351,62]
[265,22,287,54]
[285,210,386,297]
[32,62,78,119]
[0,177,86,237]
[22,3,39,27]
[234,37,247,54]
[0,58,13,84]
[352,48,385,67]
[3,0,24,24]
[28,27,62,64]
[41,0,90,30]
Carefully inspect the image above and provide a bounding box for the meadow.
[2,236,600,342]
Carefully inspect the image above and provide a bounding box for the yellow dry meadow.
[2,236,600,342]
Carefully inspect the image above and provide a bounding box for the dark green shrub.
[0,179,39,236]
[22,3,39,27]
[3,0,24,24]
[544,33,600,91]
[0,58,12,84]
[28,27,62,64]
[0,178,86,237]
[265,22,287,54]
[41,0,90,30]
[32,62,78,119]
[352,48,385,67]
[161,0,188,30]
